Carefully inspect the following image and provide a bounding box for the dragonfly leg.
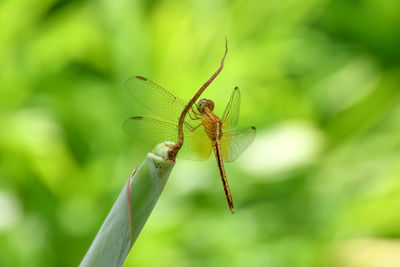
[184,121,203,132]
[189,122,203,132]
[188,108,202,120]
[191,106,202,116]
[183,121,195,130]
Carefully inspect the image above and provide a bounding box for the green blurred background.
[1,0,400,266]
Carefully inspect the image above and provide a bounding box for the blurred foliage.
[1,0,400,266]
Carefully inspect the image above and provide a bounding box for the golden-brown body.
[202,110,223,141]
[201,107,234,213]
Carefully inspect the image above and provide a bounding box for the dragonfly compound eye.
[197,99,208,113]
[205,100,215,111]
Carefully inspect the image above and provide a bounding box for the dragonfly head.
[197,99,214,114]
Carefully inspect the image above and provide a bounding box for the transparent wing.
[222,87,241,130]
[220,126,256,163]
[125,76,196,126]
[123,116,212,161]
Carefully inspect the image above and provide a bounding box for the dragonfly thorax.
[197,99,215,114]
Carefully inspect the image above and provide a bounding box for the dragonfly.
[123,76,256,213]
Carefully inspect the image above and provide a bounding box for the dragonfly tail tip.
[229,205,235,214]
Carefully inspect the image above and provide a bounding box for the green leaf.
[80,142,175,267]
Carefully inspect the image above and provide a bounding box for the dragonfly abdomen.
[212,139,234,213]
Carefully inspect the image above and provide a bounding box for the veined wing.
[125,76,196,126]
[123,116,212,160]
[222,86,240,130]
[220,126,256,163]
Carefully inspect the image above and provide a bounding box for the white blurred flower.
[238,120,324,177]
[0,191,22,231]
